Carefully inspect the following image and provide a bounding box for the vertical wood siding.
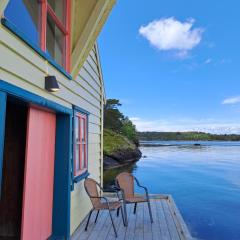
[22,107,56,240]
[0,25,104,235]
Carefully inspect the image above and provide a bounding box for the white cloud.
[139,17,204,57]
[130,117,141,121]
[222,96,240,105]
[130,117,240,134]
[205,58,212,64]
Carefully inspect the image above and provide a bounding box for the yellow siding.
[0,24,104,235]
[0,0,9,16]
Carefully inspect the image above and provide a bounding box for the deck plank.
[106,205,128,240]
[91,209,112,240]
[71,210,99,240]
[143,202,153,240]
[87,210,109,240]
[161,200,181,240]
[155,199,172,240]
[134,202,144,240]
[117,205,130,240]
[151,200,162,240]
[124,204,137,240]
[71,195,192,240]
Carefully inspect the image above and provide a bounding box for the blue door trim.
[0,91,7,199]
[0,80,72,239]
[51,114,72,240]
[0,80,72,114]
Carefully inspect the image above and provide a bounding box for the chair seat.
[95,201,122,210]
[125,196,147,203]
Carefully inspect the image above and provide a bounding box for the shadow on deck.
[71,195,193,240]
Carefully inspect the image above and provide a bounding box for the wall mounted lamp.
[45,75,60,92]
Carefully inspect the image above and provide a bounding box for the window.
[74,112,88,177]
[4,0,70,72]
[4,0,39,45]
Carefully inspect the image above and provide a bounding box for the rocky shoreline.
[103,147,142,169]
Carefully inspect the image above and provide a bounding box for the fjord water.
[104,141,240,240]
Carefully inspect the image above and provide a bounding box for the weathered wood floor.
[71,195,193,240]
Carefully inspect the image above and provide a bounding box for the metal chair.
[84,178,125,238]
[115,172,153,226]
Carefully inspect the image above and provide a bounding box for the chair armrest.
[89,195,111,208]
[88,195,108,202]
[134,177,150,200]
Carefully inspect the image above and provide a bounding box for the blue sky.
[98,0,240,133]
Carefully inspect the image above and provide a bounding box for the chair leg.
[123,201,128,226]
[147,200,153,223]
[133,203,137,214]
[117,208,120,217]
[108,209,118,238]
[120,206,126,226]
[85,210,93,231]
[95,210,100,223]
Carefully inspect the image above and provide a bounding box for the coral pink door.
[21,106,56,240]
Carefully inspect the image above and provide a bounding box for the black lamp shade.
[45,75,60,92]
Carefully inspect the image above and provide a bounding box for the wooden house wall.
[0,24,104,235]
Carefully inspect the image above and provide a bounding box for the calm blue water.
[104,141,240,240]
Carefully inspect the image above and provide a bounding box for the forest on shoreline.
[138,131,240,141]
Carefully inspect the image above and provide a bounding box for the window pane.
[84,145,87,168]
[46,14,64,67]
[5,0,40,45]
[48,0,65,23]
[81,145,86,169]
[75,144,80,172]
[75,117,79,142]
[81,118,85,143]
[74,113,88,175]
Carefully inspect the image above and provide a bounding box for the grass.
[103,129,136,155]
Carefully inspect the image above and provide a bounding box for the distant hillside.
[137,131,240,141]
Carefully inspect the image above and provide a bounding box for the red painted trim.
[83,117,87,169]
[40,0,47,51]
[74,116,80,177]
[47,4,68,34]
[39,0,71,72]
[74,113,88,177]
[79,116,83,171]
[65,0,71,72]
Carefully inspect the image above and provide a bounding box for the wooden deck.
[71,195,193,240]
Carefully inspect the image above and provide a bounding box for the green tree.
[104,99,124,132]
[121,117,139,146]
[104,99,139,146]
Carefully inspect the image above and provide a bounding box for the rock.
[104,148,142,169]
[103,156,121,169]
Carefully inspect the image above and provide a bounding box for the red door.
[21,106,56,240]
